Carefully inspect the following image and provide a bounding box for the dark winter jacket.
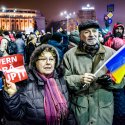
[113,88,125,125]
[48,40,65,62]
[0,91,4,125]
[69,30,80,46]
[3,69,76,125]
[113,88,125,116]
[25,42,36,64]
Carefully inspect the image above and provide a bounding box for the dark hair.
[51,32,62,43]
[16,32,22,39]
[40,34,52,44]
[3,31,9,36]
[0,71,3,78]
[0,30,3,36]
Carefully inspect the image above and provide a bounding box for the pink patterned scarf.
[37,72,68,125]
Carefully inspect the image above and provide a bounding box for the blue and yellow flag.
[105,45,125,84]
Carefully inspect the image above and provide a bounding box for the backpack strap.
[2,38,10,42]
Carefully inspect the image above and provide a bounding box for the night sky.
[0,0,125,28]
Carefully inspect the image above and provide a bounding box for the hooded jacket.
[3,44,76,125]
[113,23,124,38]
[105,23,125,48]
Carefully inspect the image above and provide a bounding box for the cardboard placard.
[0,54,28,83]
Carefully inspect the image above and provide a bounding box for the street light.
[1,6,7,30]
[1,6,6,12]
[14,9,17,12]
[1,6,11,30]
[60,11,76,34]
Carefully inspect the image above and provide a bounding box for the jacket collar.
[75,44,105,60]
[29,69,59,86]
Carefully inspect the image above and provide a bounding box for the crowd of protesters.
[0,19,125,125]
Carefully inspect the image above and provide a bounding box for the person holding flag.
[63,20,125,125]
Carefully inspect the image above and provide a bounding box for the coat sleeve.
[0,91,4,121]
[63,53,84,91]
[3,84,27,120]
[104,37,113,48]
[107,78,125,89]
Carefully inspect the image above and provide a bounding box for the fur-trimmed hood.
[29,44,60,70]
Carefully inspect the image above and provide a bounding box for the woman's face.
[36,52,56,75]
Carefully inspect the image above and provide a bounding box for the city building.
[57,5,96,33]
[58,11,78,33]
[0,8,45,32]
[59,18,77,32]
[77,9,96,24]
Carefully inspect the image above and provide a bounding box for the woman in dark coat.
[3,44,76,125]
[25,33,37,65]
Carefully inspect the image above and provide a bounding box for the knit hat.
[3,31,9,36]
[16,32,22,39]
[78,20,100,32]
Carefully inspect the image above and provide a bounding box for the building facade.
[59,18,77,32]
[77,9,96,23]
[58,9,96,33]
[0,8,45,32]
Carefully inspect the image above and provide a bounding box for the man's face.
[115,26,123,34]
[80,28,99,45]
[115,26,124,38]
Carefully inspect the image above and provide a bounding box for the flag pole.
[94,62,106,76]
[94,45,125,76]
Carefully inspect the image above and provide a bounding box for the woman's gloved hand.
[96,74,114,86]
